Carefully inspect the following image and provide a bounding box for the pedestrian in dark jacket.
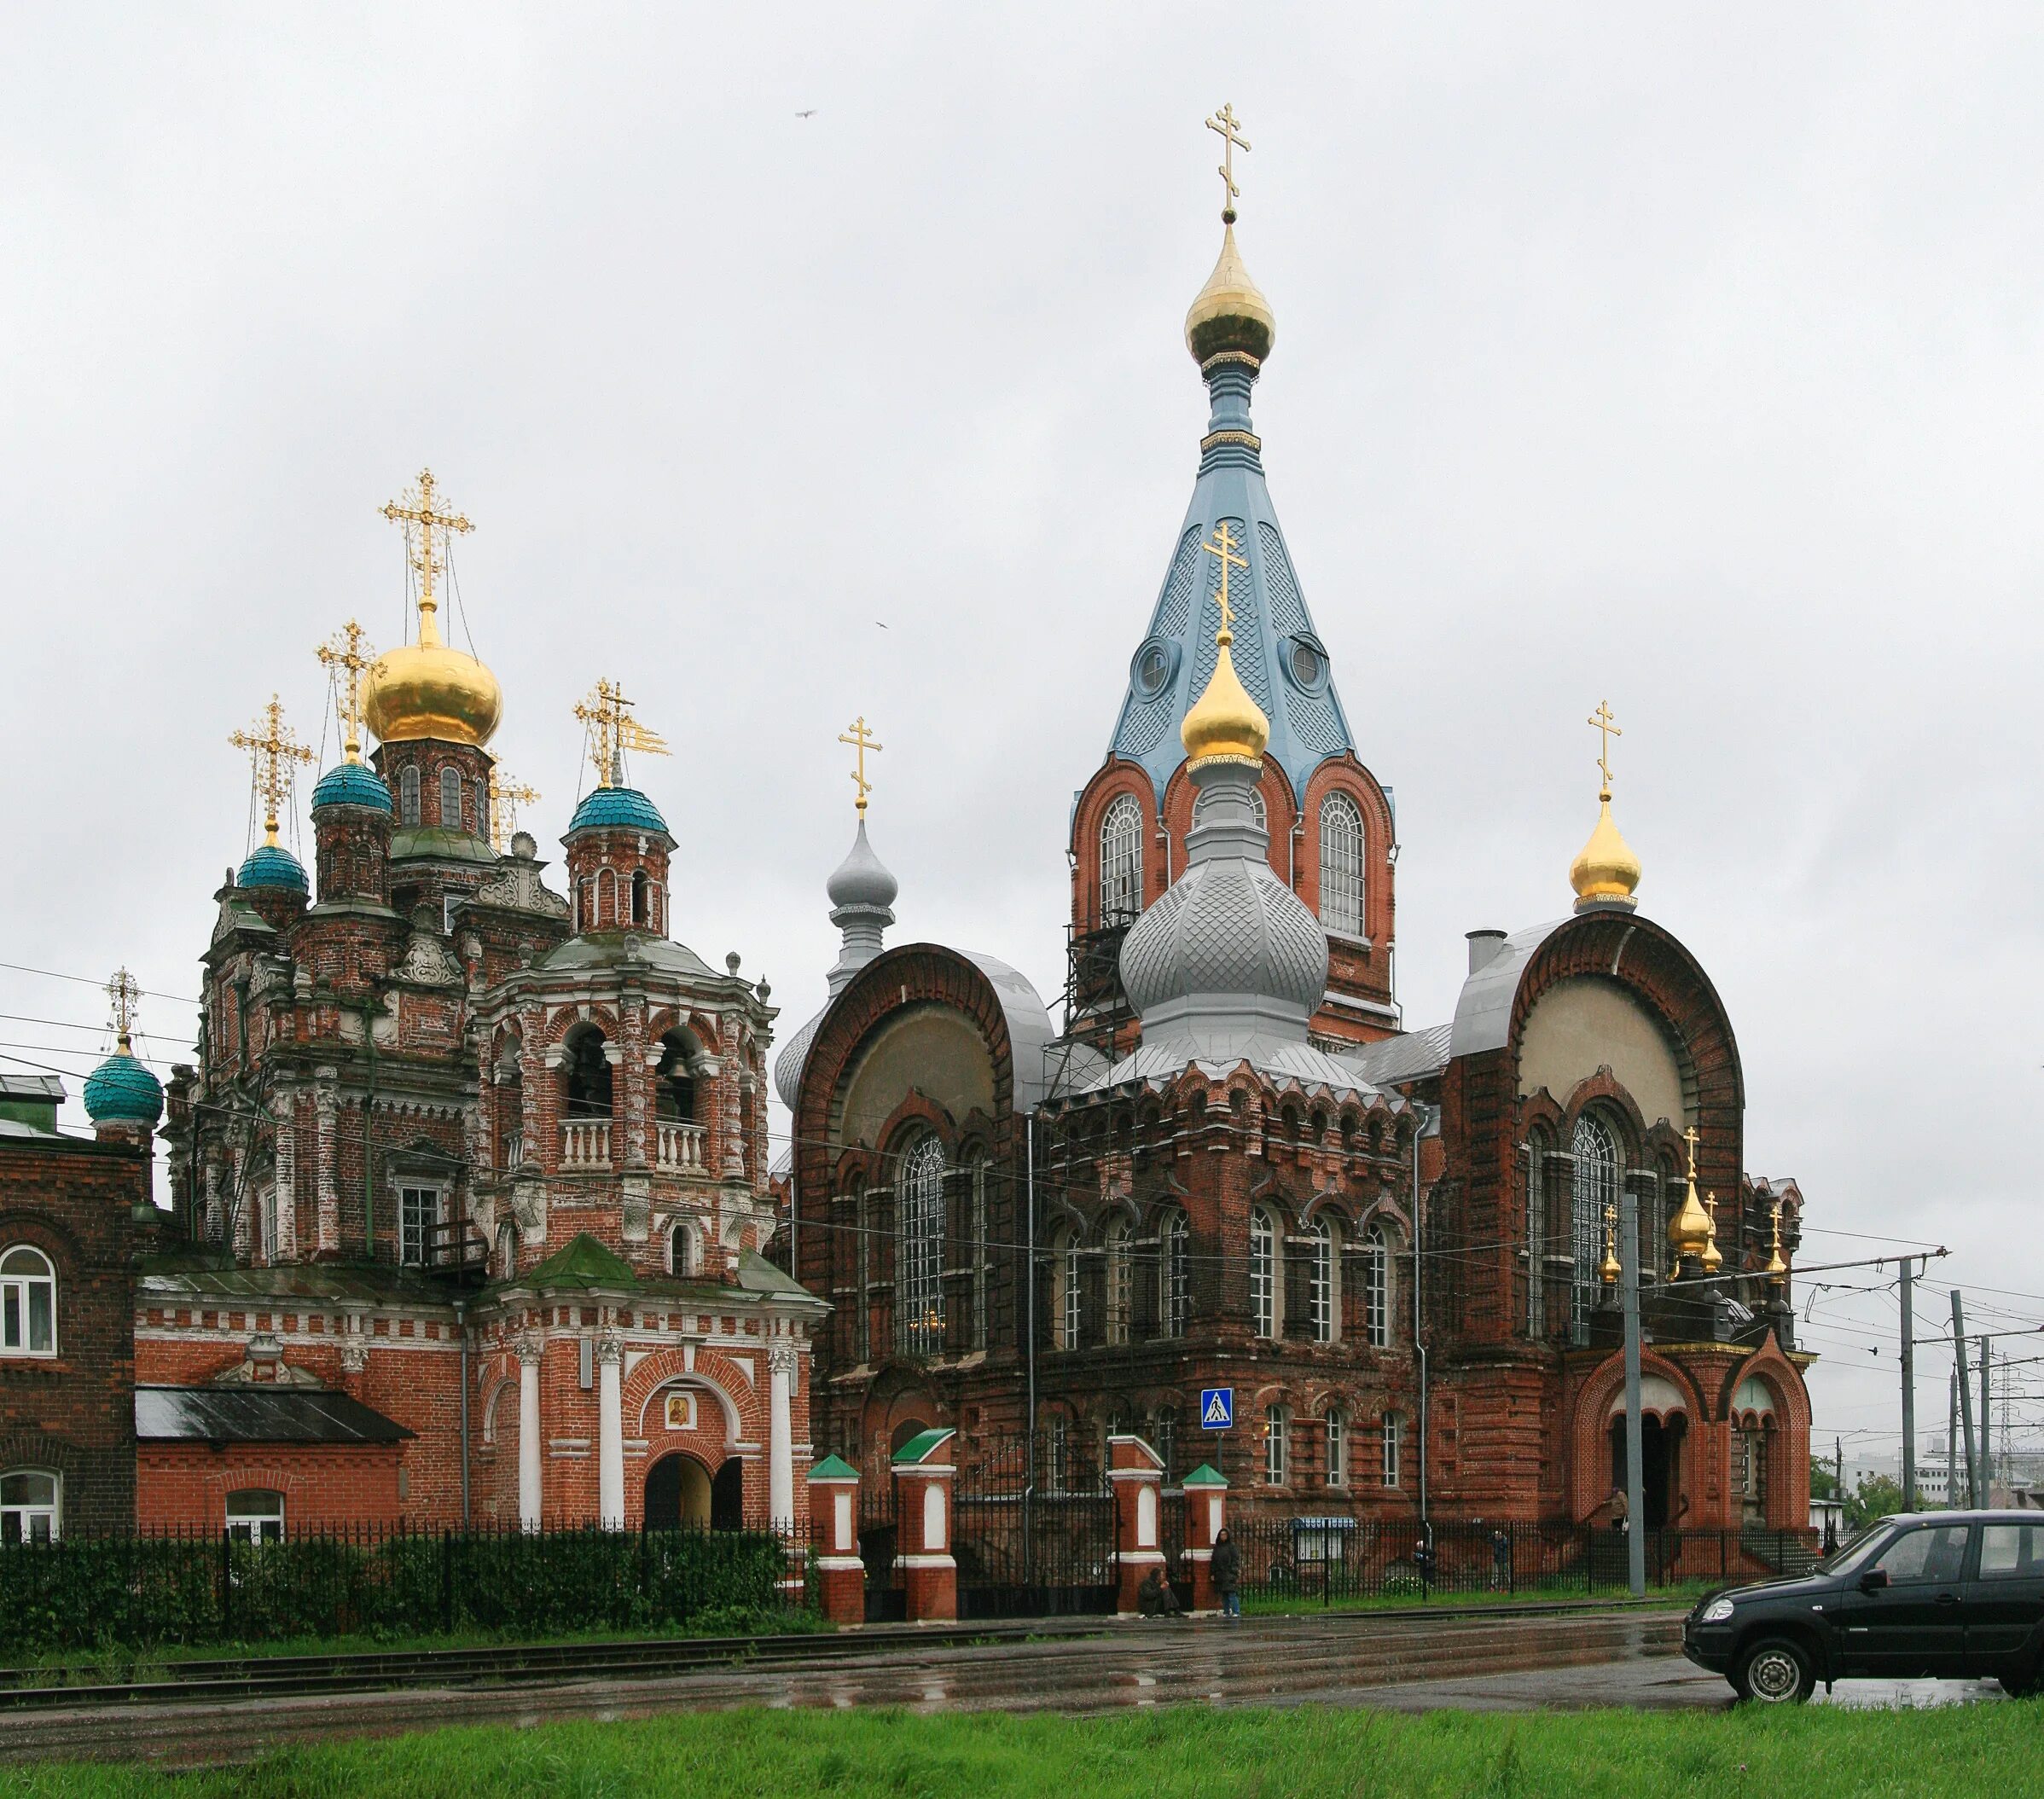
[1211,1526,1242,1618]
[1137,1566,1182,1616]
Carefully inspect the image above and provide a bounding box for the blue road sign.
[1200,1387,1234,1430]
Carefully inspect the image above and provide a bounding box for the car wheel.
[1733,1637,1816,1705]
[2000,1662,2041,1700]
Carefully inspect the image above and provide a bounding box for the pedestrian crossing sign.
[1200,1387,1234,1430]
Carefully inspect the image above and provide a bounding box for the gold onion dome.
[1185,220,1276,366]
[1669,1145,1715,1266]
[1569,794,1642,908]
[363,630,502,747]
[1181,629,1269,766]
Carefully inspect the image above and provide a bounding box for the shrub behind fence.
[0,1521,810,1656]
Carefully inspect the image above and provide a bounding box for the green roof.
[1181,1462,1228,1488]
[808,1454,859,1482]
[521,1233,640,1291]
[389,826,499,867]
[891,1427,956,1466]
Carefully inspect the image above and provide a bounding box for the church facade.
[778,139,1814,1545]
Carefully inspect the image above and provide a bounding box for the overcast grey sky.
[4,5,2039,1467]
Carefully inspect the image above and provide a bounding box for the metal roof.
[135,1385,414,1444]
[1340,1022,1454,1088]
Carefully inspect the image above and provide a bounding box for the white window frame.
[1326,1408,1349,1489]
[1160,1211,1189,1338]
[1099,794,1144,925]
[1382,1412,1402,1489]
[1318,792,1365,938]
[1364,1223,1390,1349]
[0,1470,59,1544]
[1250,1208,1276,1338]
[438,765,464,831]
[896,1135,946,1357]
[225,1488,286,1546]
[1059,1232,1082,1350]
[0,1247,56,1358]
[398,1183,444,1268]
[1308,1218,1336,1343]
[1571,1114,1620,1340]
[259,1188,278,1264]
[1265,1404,1289,1486]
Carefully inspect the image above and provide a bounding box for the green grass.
[5,1700,2038,1798]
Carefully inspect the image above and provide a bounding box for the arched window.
[1363,1223,1391,1349]
[669,1221,700,1277]
[1319,792,1365,937]
[654,1032,697,1122]
[0,1471,59,1544]
[1105,1218,1132,1346]
[595,868,617,927]
[1250,1208,1277,1338]
[1326,1407,1349,1489]
[0,1247,55,1357]
[1099,794,1144,925]
[438,766,463,831]
[896,1135,946,1356]
[1264,1403,1290,1486]
[1571,1113,1620,1341]
[1308,1217,1336,1343]
[631,870,649,926]
[399,765,421,827]
[476,777,490,842]
[1052,1227,1082,1350]
[226,1489,285,1546]
[563,1028,613,1117]
[1159,1210,1189,1338]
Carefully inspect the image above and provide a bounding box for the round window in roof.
[1130,636,1179,701]
[1284,634,1330,695]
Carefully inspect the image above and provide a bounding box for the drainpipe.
[362,996,377,1262]
[456,1298,471,1528]
[1412,1103,1432,1542]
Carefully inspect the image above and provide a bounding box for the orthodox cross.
[1200,519,1248,637]
[574,678,669,786]
[1682,1122,1699,1179]
[229,695,314,846]
[1205,102,1251,220]
[105,967,141,1054]
[837,716,882,815]
[380,468,473,646]
[1588,699,1623,800]
[487,766,540,853]
[316,618,377,762]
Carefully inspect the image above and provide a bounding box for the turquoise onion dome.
[566,786,670,838]
[310,761,393,813]
[237,842,309,892]
[84,1047,164,1126]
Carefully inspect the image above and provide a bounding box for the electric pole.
[1900,1256,1916,1508]
[1948,1370,1959,1511]
[1954,1292,1978,1507]
[1620,1184,1644,1599]
[1979,1338,1992,1505]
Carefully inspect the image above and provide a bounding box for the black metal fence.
[953,1437,1118,1620]
[1211,1516,1816,1603]
[0,1520,815,1655]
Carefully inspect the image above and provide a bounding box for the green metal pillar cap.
[1182,1462,1228,1489]
[891,1428,957,1466]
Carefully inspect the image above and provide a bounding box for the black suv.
[1683,1511,2044,1703]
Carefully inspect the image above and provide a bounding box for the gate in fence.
[950,1434,1118,1619]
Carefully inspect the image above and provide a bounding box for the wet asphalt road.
[0,1610,2009,1769]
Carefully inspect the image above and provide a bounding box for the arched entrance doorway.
[1607,1413,1687,1529]
[645,1454,712,1529]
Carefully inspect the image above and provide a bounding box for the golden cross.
[837,716,883,815]
[229,695,315,845]
[573,678,670,787]
[316,619,378,763]
[380,468,473,648]
[1200,519,1248,638]
[487,766,539,853]
[1587,699,1623,800]
[105,967,141,1054]
[1205,102,1251,220]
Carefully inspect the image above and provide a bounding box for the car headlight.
[1701,1598,1735,1623]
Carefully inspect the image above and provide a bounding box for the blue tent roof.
[566,786,670,838]
[84,1051,164,1125]
[1106,357,1356,805]
[237,843,308,893]
[310,761,393,814]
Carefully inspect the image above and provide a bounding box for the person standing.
[1211,1526,1241,1619]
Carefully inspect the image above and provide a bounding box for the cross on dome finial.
[316,619,377,763]
[573,678,669,789]
[1588,699,1623,802]
[1569,697,1641,910]
[229,695,315,846]
[380,469,473,650]
[487,766,539,852]
[1200,520,1247,641]
[837,715,883,815]
[106,967,141,1055]
[1205,102,1251,223]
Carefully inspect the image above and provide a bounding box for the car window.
[1820,1523,1893,1576]
[1977,1523,2044,1581]
[1873,1523,1971,1585]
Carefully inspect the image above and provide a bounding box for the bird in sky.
[796,109,817,119]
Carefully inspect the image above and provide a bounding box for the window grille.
[1319,792,1365,937]
[1250,1209,1276,1338]
[1571,1115,1620,1341]
[1106,1220,1132,1345]
[0,1247,55,1356]
[1308,1218,1335,1343]
[1364,1223,1390,1348]
[1060,1233,1082,1349]
[1159,1211,1189,1338]
[398,1186,441,1268]
[895,1135,946,1356]
[1099,794,1144,924]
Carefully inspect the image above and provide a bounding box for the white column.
[597,1328,625,1529]
[768,1343,796,1529]
[517,1331,543,1529]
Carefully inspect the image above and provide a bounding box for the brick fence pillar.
[1182,1462,1228,1615]
[1108,1434,1166,1616]
[891,1427,958,1623]
[807,1454,866,1626]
